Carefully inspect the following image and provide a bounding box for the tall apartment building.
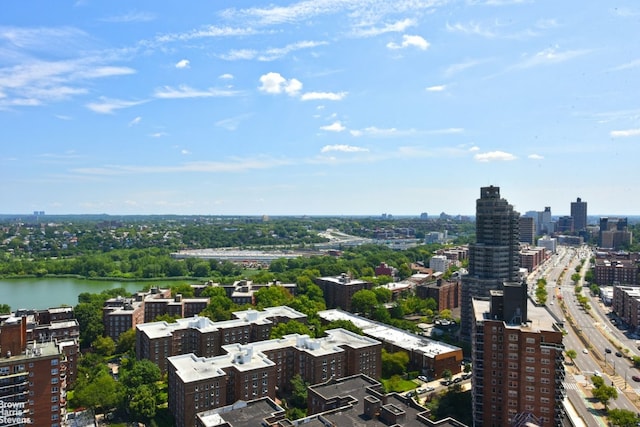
[556,216,574,234]
[461,186,521,341]
[429,255,450,273]
[570,197,587,232]
[599,217,632,249]
[0,317,69,427]
[313,273,373,312]
[143,294,210,323]
[471,285,565,426]
[519,216,535,245]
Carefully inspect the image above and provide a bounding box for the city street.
[530,245,640,425]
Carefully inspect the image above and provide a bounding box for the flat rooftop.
[318,309,461,358]
[197,398,285,427]
[472,298,559,332]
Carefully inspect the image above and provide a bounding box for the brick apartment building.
[167,329,381,427]
[594,251,639,286]
[136,306,307,374]
[143,293,210,323]
[519,246,548,273]
[472,287,565,426]
[318,309,463,379]
[415,278,462,312]
[193,375,469,427]
[0,316,70,427]
[313,273,373,312]
[612,286,640,331]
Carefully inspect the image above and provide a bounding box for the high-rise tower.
[570,197,587,232]
[461,186,521,341]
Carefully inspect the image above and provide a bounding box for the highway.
[529,245,640,425]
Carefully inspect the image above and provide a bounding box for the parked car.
[453,377,462,384]
[462,373,472,380]
[417,375,428,382]
[632,375,640,382]
[423,386,435,392]
[440,379,452,386]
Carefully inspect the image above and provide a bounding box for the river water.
[0,278,150,310]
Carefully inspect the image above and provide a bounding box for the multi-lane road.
[529,245,640,425]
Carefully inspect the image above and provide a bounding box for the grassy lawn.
[381,375,418,393]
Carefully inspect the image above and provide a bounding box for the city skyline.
[2,1,640,216]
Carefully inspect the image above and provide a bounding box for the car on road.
[615,351,623,357]
[633,375,640,382]
[594,370,601,377]
[582,349,589,354]
[605,348,612,354]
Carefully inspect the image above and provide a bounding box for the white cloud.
[350,126,416,137]
[426,85,446,92]
[469,146,480,152]
[514,47,590,69]
[528,153,544,160]
[352,18,416,37]
[608,59,640,72]
[150,132,168,138]
[427,128,464,134]
[446,21,497,38]
[444,59,486,77]
[72,66,136,79]
[321,144,368,153]
[220,41,327,62]
[85,97,146,114]
[474,151,517,162]
[175,59,190,69]
[128,116,142,127]
[387,34,430,50]
[101,10,156,23]
[181,149,191,155]
[154,85,239,99]
[258,72,302,96]
[219,73,234,79]
[610,128,640,138]
[320,121,346,132]
[301,91,347,101]
[215,114,252,131]
[73,157,293,175]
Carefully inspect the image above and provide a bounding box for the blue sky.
[2,1,639,216]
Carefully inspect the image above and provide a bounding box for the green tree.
[0,304,10,314]
[381,349,409,378]
[288,374,309,409]
[607,408,639,426]
[72,371,121,414]
[442,369,453,381]
[565,349,577,365]
[254,285,293,309]
[373,286,392,303]
[93,335,116,357]
[116,328,137,355]
[351,289,378,317]
[74,302,104,348]
[270,321,312,339]
[128,384,157,420]
[592,383,618,411]
[320,319,363,336]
